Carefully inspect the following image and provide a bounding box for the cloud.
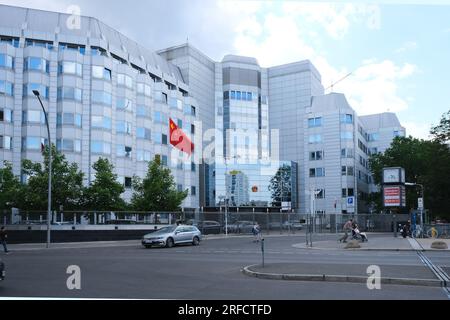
[229,3,417,116]
[402,121,432,140]
[395,41,418,54]
[281,2,381,39]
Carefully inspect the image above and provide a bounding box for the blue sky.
[1,0,449,139]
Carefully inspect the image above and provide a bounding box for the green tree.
[431,110,450,143]
[369,136,450,219]
[131,158,188,212]
[0,161,23,210]
[83,158,126,211]
[268,164,292,207]
[21,145,84,211]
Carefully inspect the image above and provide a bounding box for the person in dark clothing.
[0,227,9,254]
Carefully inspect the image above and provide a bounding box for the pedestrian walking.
[252,222,262,243]
[339,219,353,243]
[0,226,9,254]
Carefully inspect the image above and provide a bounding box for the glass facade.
[214,161,298,208]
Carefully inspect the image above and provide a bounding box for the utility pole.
[33,90,52,249]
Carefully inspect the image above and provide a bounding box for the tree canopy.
[21,145,84,211]
[369,136,450,220]
[0,161,23,210]
[431,110,450,143]
[83,158,126,211]
[131,158,188,212]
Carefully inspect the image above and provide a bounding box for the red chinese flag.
[169,118,194,156]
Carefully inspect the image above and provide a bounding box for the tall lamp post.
[32,90,52,248]
[405,182,424,237]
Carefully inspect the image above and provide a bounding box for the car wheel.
[166,237,174,248]
[192,236,200,246]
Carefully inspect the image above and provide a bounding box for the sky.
[1,0,449,140]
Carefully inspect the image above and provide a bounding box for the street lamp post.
[33,90,52,248]
[405,182,425,238]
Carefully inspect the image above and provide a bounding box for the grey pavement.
[1,234,449,300]
[293,234,450,251]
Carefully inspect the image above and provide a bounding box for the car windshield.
[152,226,177,235]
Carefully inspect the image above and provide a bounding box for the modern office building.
[1,4,406,213]
[0,5,199,208]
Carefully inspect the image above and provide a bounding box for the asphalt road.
[0,235,449,300]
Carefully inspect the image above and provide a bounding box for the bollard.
[261,238,265,268]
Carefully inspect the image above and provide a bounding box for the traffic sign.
[418,198,424,210]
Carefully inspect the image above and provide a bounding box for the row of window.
[224,91,254,102]
[309,131,354,143]
[342,166,355,176]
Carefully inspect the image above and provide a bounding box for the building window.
[57,113,82,127]
[22,110,45,124]
[117,74,133,89]
[92,116,112,130]
[116,121,132,135]
[92,66,111,81]
[308,135,322,144]
[23,84,49,99]
[191,186,196,196]
[162,134,168,145]
[0,81,14,96]
[191,162,196,172]
[56,139,81,153]
[91,141,111,155]
[22,137,46,151]
[153,111,168,124]
[92,91,112,106]
[59,43,85,55]
[136,127,151,140]
[341,114,353,124]
[136,105,149,118]
[394,130,403,137]
[368,133,379,142]
[0,136,12,150]
[124,177,133,189]
[368,147,378,156]
[342,166,354,176]
[116,98,132,110]
[0,109,13,123]
[341,132,354,140]
[24,57,49,73]
[177,184,183,192]
[0,36,19,48]
[58,61,82,76]
[191,124,195,135]
[137,150,152,162]
[315,189,325,199]
[177,119,183,129]
[310,151,323,161]
[162,155,168,166]
[137,83,152,97]
[0,54,14,69]
[310,168,325,177]
[341,148,354,158]
[153,133,162,144]
[57,87,82,102]
[308,117,322,128]
[116,144,133,158]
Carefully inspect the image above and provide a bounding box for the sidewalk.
[243,263,443,287]
[292,235,450,251]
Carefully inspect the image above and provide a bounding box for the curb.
[242,265,443,288]
[292,243,426,252]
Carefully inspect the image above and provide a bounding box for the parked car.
[282,220,305,230]
[192,221,222,235]
[226,221,255,234]
[0,259,5,281]
[105,219,138,225]
[142,225,202,248]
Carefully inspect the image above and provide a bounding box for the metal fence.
[0,209,426,235]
